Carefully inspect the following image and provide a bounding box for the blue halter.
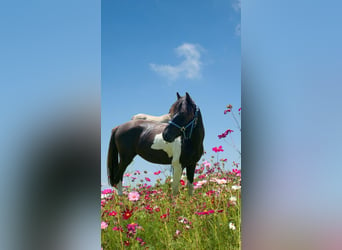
[168,106,200,140]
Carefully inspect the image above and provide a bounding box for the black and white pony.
[107,92,205,196]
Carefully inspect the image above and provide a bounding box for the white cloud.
[150,43,203,81]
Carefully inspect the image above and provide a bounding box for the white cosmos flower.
[215,178,227,184]
[229,222,236,230]
[197,180,207,185]
[229,196,237,202]
[231,185,241,191]
[101,194,111,199]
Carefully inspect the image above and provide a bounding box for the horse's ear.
[185,92,192,101]
[177,92,181,99]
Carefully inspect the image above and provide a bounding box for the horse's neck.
[189,114,204,144]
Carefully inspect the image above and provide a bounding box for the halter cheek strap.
[168,106,199,140]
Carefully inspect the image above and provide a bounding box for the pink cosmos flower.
[112,226,123,232]
[218,129,234,139]
[224,104,233,114]
[212,146,224,152]
[194,180,207,189]
[195,210,215,215]
[122,208,133,220]
[127,222,142,235]
[233,161,239,166]
[232,168,241,176]
[226,129,234,134]
[145,177,151,182]
[154,170,161,175]
[101,221,108,230]
[206,190,216,196]
[128,191,140,202]
[180,180,185,186]
[136,237,146,246]
[101,189,113,194]
[144,204,154,213]
[203,160,211,168]
[160,208,170,219]
[193,182,202,189]
[108,211,117,216]
[160,213,168,219]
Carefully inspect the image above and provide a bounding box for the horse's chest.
[151,133,181,162]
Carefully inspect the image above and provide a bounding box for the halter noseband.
[168,106,200,140]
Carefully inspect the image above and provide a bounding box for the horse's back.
[132,113,171,123]
[114,120,166,147]
[117,120,166,133]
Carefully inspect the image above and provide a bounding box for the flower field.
[101,157,241,249]
[101,105,241,249]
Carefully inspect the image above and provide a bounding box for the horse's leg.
[186,164,196,196]
[116,180,123,196]
[115,153,135,196]
[172,161,182,196]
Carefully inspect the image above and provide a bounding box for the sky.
[101,0,241,188]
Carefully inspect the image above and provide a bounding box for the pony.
[107,92,205,196]
[131,113,171,123]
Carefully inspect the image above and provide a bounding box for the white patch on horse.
[151,133,182,195]
[151,133,181,158]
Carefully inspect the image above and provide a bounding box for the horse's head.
[162,92,198,142]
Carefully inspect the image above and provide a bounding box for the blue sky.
[0,1,100,173]
[101,0,241,187]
